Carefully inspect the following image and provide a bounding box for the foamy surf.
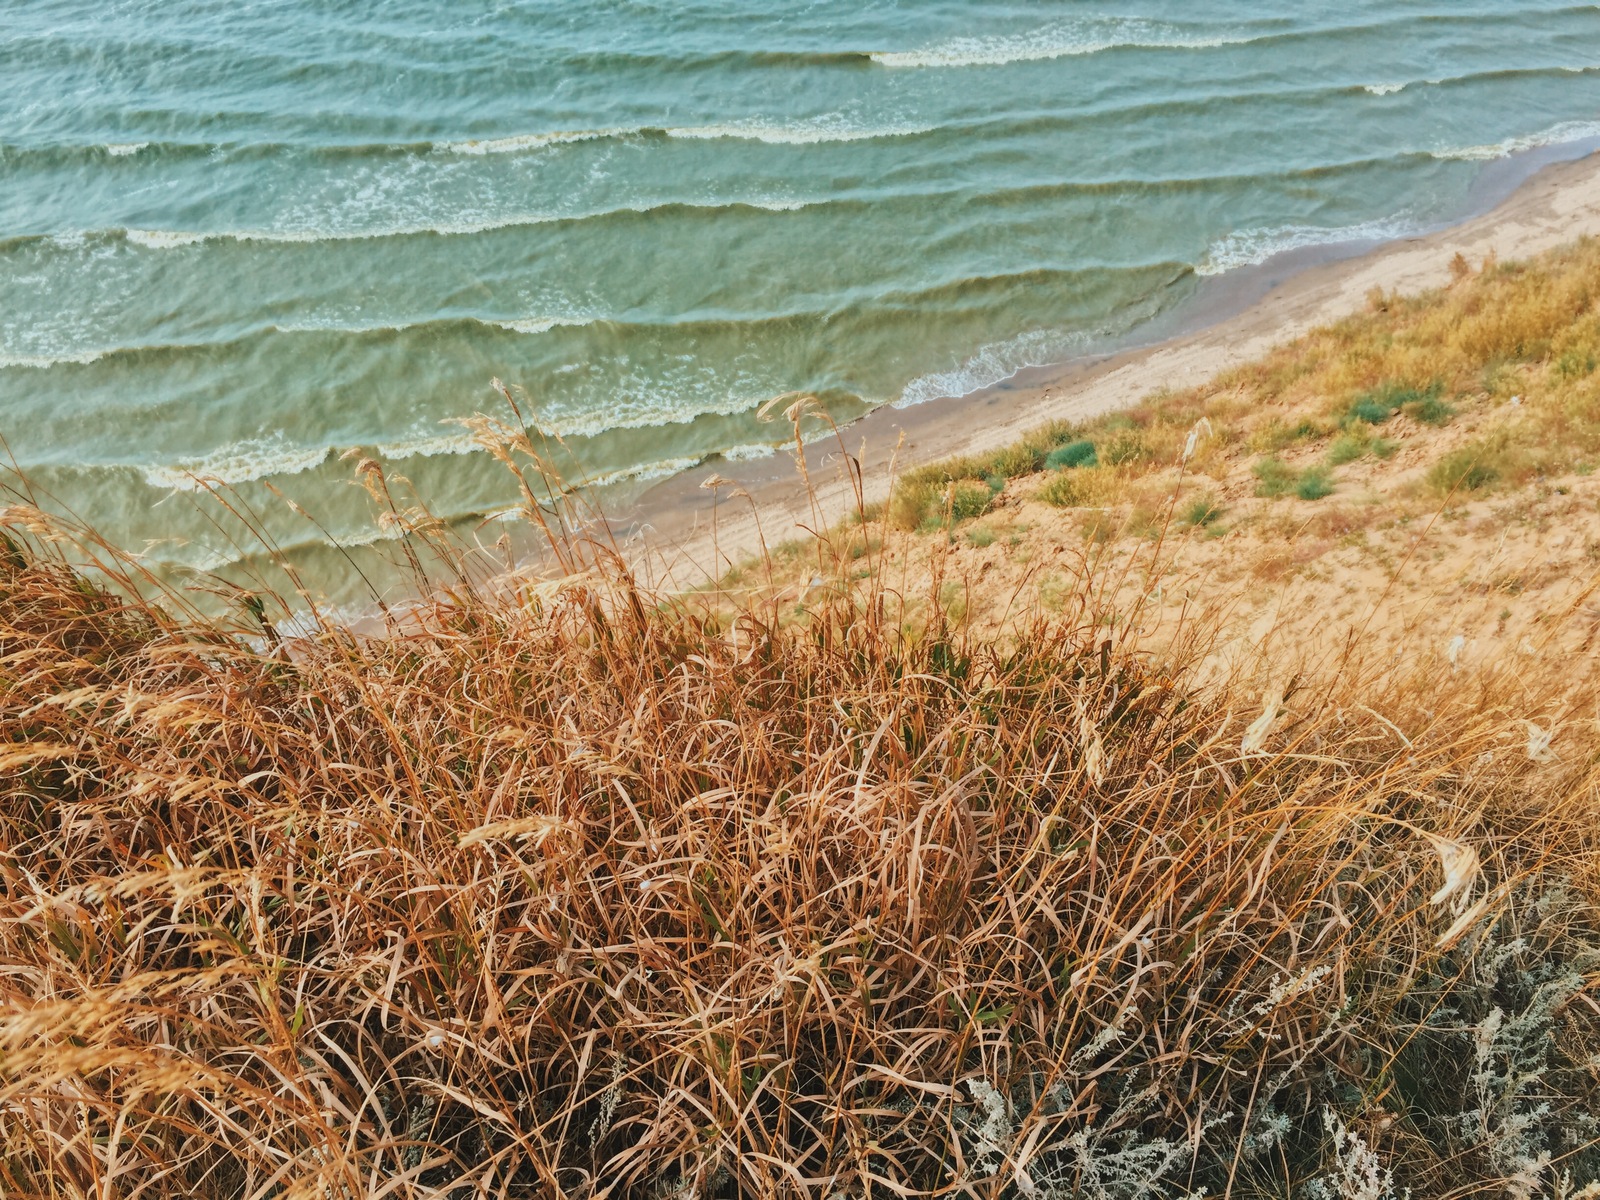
[1433,118,1600,162]
[896,327,1098,407]
[140,438,332,491]
[664,119,935,145]
[871,20,1250,69]
[1197,214,1419,276]
[0,348,110,370]
[125,229,208,250]
[104,142,148,157]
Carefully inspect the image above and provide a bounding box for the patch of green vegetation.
[966,525,996,548]
[1249,417,1329,453]
[1039,473,1082,508]
[1252,456,1300,497]
[1181,494,1224,528]
[1328,430,1402,465]
[948,480,996,522]
[1344,379,1447,427]
[1102,429,1148,466]
[1254,456,1334,500]
[1403,394,1456,426]
[1294,466,1335,501]
[1427,446,1501,495]
[1326,432,1367,466]
[1556,349,1598,380]
[1045,439,1097,470]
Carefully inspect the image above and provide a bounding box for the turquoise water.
[4,1,1600,599]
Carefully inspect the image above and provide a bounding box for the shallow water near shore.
[5,0,1600,603]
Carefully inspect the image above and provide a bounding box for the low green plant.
[1556,348,1597,379]
[966,525,996,548]
[1181,493,1224,528]
[1045,439,1098,470]
[1253,456,1300,497]
[1102,428,1149,466]
[1039,472,1082,508]
[1344,380,1446,427]
[1402,394,1455,425]
[1327,432,1368,466]
[1328,431,1402,466]
[1427,446,1501,494]
[947,479,995,522]
[1295,466,1335,500]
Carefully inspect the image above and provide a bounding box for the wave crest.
[1197,214,1417,276]
[871,19,1248,69]
[1433,118,1600,162]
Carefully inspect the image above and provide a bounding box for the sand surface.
[619,146,1600,591]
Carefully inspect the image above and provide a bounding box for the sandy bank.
[618,145,1600,590]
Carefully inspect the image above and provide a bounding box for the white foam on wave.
[1197,214,1417,276]
[0,348,109,369]
[896,327,1097,407]
[1433,118,1600,162]
[141,437,331,491]
[375,430,481,460]
[440,129,613,155]
[97,194,817,252]
[719,442,779,462]
[871,20,1249,69]
[105,142,149,157]
[493,315,593,335]
[1363,82,1407,96]
[125,229,207,249]
[665,119,934,145]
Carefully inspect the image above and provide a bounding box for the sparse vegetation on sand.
[6,242,1600,1198]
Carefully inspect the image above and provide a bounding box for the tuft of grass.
[1427,445,1502,494]
[1295,465,1335,500]
[1403,394,1456,426]
[1045,439,1098,470]
[1345,380,1447,427]
[1181,493,1225,528]
[1253,455,1301,497]
[1102,428,1149,466]
[1039,471,1083,508]
[948,478,995,521]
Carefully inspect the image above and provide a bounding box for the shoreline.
[616,139,1600,591]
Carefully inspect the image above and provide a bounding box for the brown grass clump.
[4,467,1600,1198]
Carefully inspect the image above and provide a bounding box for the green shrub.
[1252,456,1299,497]
[1403,395,1455,426]
[1181,494,1224,528]
[1556,349,1597,380]
[1295,467,1335,500]
[1250,417,1328,453]
[1345,380,1446,427]
[987,444,1043,479]
[1347,397,1396,425]
[1039,473,1082,508]
[1103,429,1149,466]
[1427,447,1500,494]
[1045,440,1098,471]
[1329,431,1402,465]
[948,480,994,521]
[1327,432,1368,466]
[888,479,940,530]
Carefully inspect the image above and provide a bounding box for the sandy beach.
[623,141,1600,589]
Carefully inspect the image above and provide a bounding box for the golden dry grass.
[4,486,1600,1197]
[5,245,1600,1197]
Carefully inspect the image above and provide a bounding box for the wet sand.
[614,140,1600,591]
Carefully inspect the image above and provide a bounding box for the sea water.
[4,0,1599,598]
